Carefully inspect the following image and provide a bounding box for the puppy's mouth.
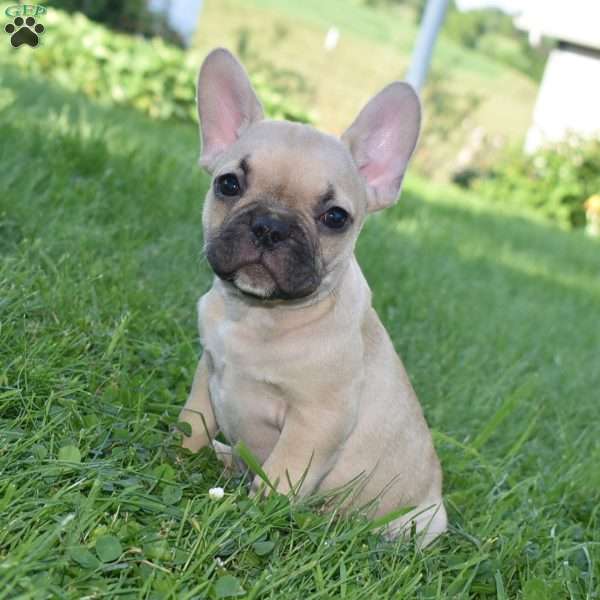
[212,255,320,301]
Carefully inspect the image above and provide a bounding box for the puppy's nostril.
[253,224,267,239]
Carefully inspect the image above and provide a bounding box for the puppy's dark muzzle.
[206,204,322,299]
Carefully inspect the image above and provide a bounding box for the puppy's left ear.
[341,82,421,212]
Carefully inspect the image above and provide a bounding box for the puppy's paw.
[177,409,212,452]
[250,474,293,499]
[212,440,243,475]
[249,475,270,498]
[386,500,447,549]
[180,431,210,452]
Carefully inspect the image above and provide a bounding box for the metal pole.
[406,0,450,92]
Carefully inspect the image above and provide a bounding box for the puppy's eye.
[320,206,349,230]
[215,173,241,198]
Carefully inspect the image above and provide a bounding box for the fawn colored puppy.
[179,49,446,546]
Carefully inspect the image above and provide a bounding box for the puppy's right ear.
[197,48,264,171]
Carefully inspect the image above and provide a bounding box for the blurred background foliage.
[442,2,551,81]
[45,0,186,44]
[466,138,600,228]
[361,0,550,80]
[5,0,596,230]
[6,3,312,123]
[7,9,199,122]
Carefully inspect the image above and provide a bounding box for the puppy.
[179,48,446,546]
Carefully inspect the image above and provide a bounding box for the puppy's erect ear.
[197,48,264,170]
[341,82,421,212]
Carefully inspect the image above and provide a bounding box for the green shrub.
[0,6,312,125]
[45,0,183,45]
[444,4,550,81]
[468,138,600,228]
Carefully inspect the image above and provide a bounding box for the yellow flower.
[584,195,600,215]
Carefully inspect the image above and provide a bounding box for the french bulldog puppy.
[179,48,446,546]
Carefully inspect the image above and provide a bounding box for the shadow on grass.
[399,184,600,280]
[0,64,199,154]
[357,196,600,514]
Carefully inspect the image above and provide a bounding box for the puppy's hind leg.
[387,499,447,549]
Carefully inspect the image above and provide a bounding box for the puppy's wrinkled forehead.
[223,120,364,211]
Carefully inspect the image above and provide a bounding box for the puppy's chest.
[204,318,285,382]
[202,316,289,442]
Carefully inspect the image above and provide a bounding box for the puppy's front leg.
[252,404,354,497]
[178,355,217,451]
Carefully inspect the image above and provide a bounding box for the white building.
[514,0,600,152]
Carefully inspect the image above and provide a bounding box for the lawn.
[1,63,599,599]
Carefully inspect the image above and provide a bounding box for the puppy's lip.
[209,257,272,294]
[230,282,314,302]
[232,283,272,300]
[234,263,276,298]
[217,261,320,302]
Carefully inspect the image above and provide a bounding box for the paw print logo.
[5,16,45,48]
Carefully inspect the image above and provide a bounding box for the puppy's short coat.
[179,48,446,546]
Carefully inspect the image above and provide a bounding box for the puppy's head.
[197,48,420,301]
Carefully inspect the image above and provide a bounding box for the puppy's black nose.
[251,215,290,249]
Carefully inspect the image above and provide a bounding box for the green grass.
[229,0,507,77]
[1,66,599,599]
